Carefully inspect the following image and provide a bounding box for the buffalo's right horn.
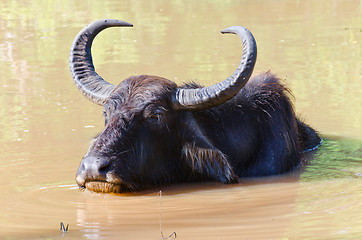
[172,26,257,110]
[69,19,133,105]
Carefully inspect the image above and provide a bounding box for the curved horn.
[172,26,257,110]
[69,19,133,105]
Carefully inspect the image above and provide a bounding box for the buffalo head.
[70,19,257,193]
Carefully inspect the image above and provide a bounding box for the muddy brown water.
[0,1,361,239]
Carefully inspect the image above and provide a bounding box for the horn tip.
[221,26,246,35]
[100,19,133,27]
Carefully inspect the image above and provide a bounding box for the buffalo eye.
[144,105,167,125]
[149,112,161,123]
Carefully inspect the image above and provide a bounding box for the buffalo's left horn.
[69,19,133,105]
[172,26,257,110]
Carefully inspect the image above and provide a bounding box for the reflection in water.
[0,0,361,239]
[71,183,298,240]
[301,138,362,181]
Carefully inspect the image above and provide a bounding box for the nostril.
[77,156,113,186]
[79,156,112,181]
[97,159,111,173]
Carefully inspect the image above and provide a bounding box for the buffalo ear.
[182,142,238,183]
[180,113,238,183]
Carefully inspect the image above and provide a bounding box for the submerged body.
[70,19,320,193]
[188,73,321,178]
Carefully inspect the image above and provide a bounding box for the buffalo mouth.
[83,181,131,194]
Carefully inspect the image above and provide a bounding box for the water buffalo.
[70,19,321,193]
